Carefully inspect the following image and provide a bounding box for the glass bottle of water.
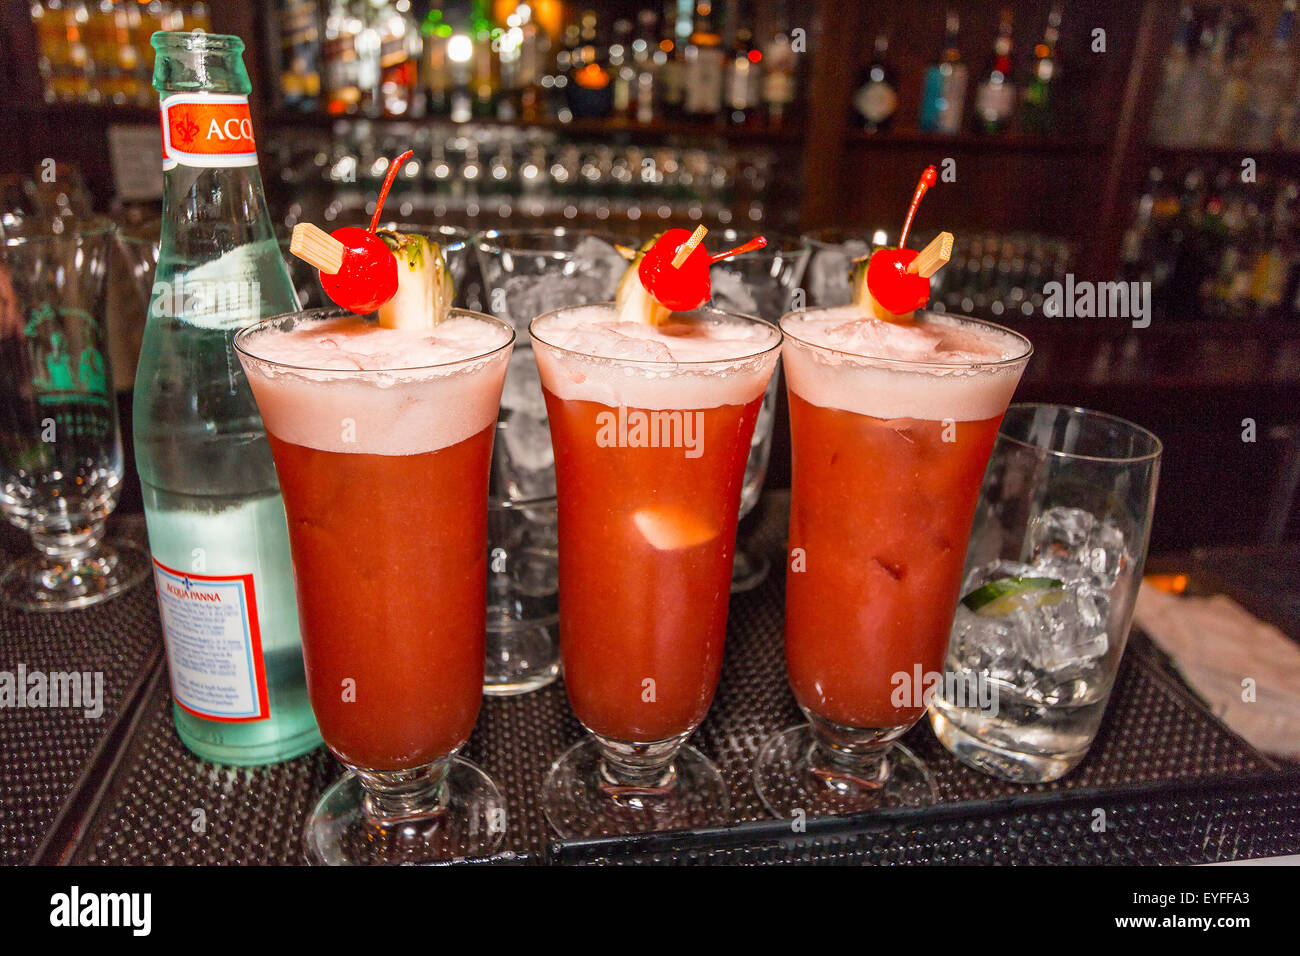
[133,31,320,764]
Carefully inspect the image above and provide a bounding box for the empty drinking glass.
[0,222,150,610]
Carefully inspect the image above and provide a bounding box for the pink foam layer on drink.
[781,307,1030,422]
[239,315,512,455]
[530,305,780,410]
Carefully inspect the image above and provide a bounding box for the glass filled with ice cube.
[929,404,1161,783]
[474,228,632,694]
[703,231,809,591]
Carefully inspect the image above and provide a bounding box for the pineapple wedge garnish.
[614,234,672,327]
[375,230,454,329]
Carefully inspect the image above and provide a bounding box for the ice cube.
[807,241,869,307]
[1029,506,1128,590]
[501,350,548,418]
[1007,585,1109,676]
[948,604,1036,689]
[500,412,555,479]
[570,236,629,295]
[707,268,760,316]
[500,274,572,331]
[557,327,676,363]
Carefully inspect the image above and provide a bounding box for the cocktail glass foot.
[542,734,729,839]
[754,720,937,820]
[1,527,150,612]
[305,757,506,865]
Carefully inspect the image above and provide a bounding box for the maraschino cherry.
[637,227,768,312]
[865,165,939,316]
[316,149,414,314]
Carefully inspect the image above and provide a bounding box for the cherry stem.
[897,164,938,251]
[369,149,414,233]
[709,236,768,263]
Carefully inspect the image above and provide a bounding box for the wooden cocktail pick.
[906,231,954,278]
[290,222,345,275]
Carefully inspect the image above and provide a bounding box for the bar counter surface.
[0,502,1289,868]
[3,492,1298,866]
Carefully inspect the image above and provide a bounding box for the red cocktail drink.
[531,304,781,837]
[544,393,763,741]
[235,307,513,863]
[784,400,1004,729]
[267,426,494,770]
[756,306,1030,817]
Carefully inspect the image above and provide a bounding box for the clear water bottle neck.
[152,31,252,97]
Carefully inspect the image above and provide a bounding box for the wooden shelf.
[1145,142,1300,169]
[16,103,157,123]
[845,129,1109,156]
[262,108,806,145]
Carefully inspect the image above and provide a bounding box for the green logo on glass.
[24,304,109,406]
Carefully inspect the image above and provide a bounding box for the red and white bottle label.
[153,558,270,722]
[159,93,258,170]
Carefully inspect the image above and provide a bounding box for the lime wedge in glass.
[961,576,1066,617]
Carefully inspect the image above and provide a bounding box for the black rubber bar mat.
[0,516,161,866]
[6,497,1292,865]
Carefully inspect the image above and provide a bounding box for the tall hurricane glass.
[235,307,513,864]
[474,228,630,695]
[755,307,1031,817]
[532,304,781,837]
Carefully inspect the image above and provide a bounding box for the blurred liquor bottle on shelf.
[918,10,967,135]
[1168,8,1222,147]
[88,0,148,105]
[447,27,474,123]
[852,33,898,133]
[631,8,661,124]
[29,0,209,105]
[762,20,797,128]
[377,0,420,117]
[516,3,548,122]
[724,10,761,128]
[1206,9,1254,148]
[1021,3,1063,136]
[278,0,322,110]
[420,6,453,116]
[973,7,1016,135]
[683,2,725,121]
[470,0,498,118]
[608,17,635,119]
[1245,0,1296,149]
[1149,4,1195,147]
[31,0,92,103]
[568,9,613,118]
[658,2,686,119]
[322,0,362,114]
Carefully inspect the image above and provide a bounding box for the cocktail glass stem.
[353,760,452,823]
[30,518,105,559]
[804,711,910,790]
[593,732,688,793]
[2,517,149,612]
